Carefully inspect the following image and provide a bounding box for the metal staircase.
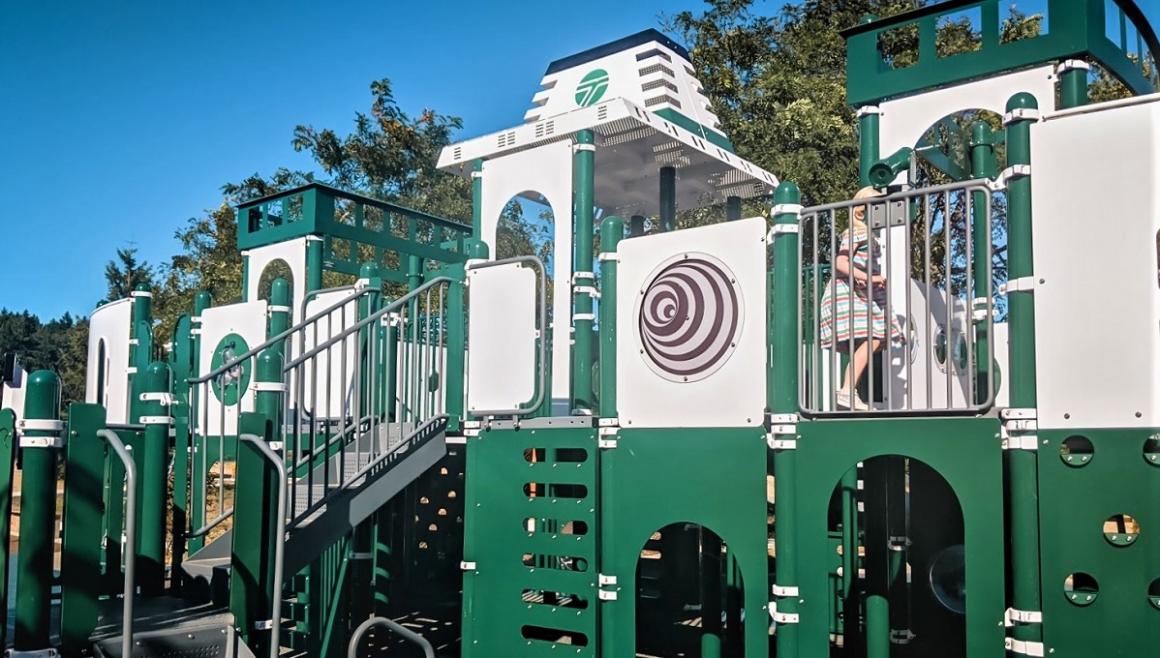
[95,276,463,658]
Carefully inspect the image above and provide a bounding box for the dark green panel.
[462,426,600,657]
[1038,427,1160,656]
[59,404,108,657]
[0,409,16,649]
[794,417,1006,658]
[600,428,769,658]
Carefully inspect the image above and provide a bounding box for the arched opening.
[825,456,965,657]
[257,258,294,304]
[635,523,745,658]
[497,192,556,312]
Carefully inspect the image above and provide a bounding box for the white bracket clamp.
[769,600,800,624]
[140,415,175,426]
[573,313,596,322]
[140,392,176,406]
[460,560,478,571]
[1005,637,1045,657]
[1005,607,1043,627]
[598,573,619,601]
[268,305,292,315]
[772,584,799,598]
[889,629,915,645]
[573,143,596,153]
[1003,108,1041,125]
[598,252,620,262]
[130,290,153,299]
[1000,276,1038,295]
[252,382,288,393]
[19,419,65,434]
[598,419,619,449]
[1056,59,1091,74]
[254,620,273,631]
[574,285,601,300]
[571,271,595,284]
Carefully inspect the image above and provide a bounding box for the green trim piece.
[229,412,278,651]
[0,409,16,650]
[652,108,735,152]
[844,0,1160,106]
[572,130,596,413]
[59,403,107,657]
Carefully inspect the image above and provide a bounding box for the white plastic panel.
[466,262,538,414]
[992,322,1010,410]
[2,365,26,423]
[617,217,767,427]
[244,237,309,325]
[480,141,573,414]
[298,291,358,420]
[86,298,134,424]
[197,301,268,436]
[1031,97,1160,429]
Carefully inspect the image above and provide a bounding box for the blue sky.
[0,0,719,319]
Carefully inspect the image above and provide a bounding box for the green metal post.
[726,195,742,221]
[659,166,676,232]
[269,277,291,355]
[770,183,801,656]
[230,410,277,652]
[1059,64,1089,109]
[14,370,60,650]
[189,291,213,553]
[241,252,251,302]
[170,313,193,592]
[572,130,597,414]
[1005,91,1043,652]
[598,216,624,418]
[858,106,881,186]
[970,121,997,404]
[0,409,17,649]
[629,215,645,237]
[139,362,172,595]
[307,236,324,293]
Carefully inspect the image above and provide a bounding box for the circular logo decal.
[210,333,251,405]
[575,69,609,107]
[637,253,743,382]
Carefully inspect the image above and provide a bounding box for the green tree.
[104,247,155,301]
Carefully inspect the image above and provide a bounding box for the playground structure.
[0,1,1159,657]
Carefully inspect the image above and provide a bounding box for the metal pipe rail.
[238,434,286,658]
[185,508,233,540]
[798,178,996,416]
[347,616,435,658]
[97,429,137,658]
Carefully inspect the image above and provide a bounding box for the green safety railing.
[843,0,1160,106]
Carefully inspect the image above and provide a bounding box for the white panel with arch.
[86,298,133,424]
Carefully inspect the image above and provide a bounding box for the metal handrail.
[186,508,234,540]
[463,256,549,417]
[97,429,137,658]
[348,616,435,658]
[290,413,376,472]
[192,285,369,384]
[284,277,455,371]
[238,434,286,658]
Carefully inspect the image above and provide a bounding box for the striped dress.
[819,226,903,348]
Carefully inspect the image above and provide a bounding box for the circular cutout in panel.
[636,253,744,383]
[1064,572,1099,606]
[1145,435,1160,467]
[1060,435,1094,467]
[1149,578,1160,610]
[210,333,252,405]
[934,326,948,371]
[928,544,966,615]
[1103,514,1141,547]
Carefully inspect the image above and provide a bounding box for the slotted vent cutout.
[639,63,675,78]
[642,79,678,93]
[645,95,682,108]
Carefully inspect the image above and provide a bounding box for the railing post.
[14,370,61,650]
[970,121,997,404]
[858,106,882,186]
[572,129,596,414]
[1058,60,1089,109]
[170,313,195,591]
[189,291,213,553]
[358,263,382,420]
[59,403,107,657]
[229,411,278,654]
[269,277,291,356]
[0,408,17,649]
[139,362,172,596]
[770,183,801,656]
[1004,91,1043,653]
[598,216,624,418]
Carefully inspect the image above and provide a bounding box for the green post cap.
[600,215,625,240]
[464,238,490,260]
[970,120,993,147]
[359,262,380,280]
[256,349,281,382]
[23,371,60,419]
[194,291,213,315]
[1006,92,1039,113]
[270,278,290,306]
[774,181,801,207]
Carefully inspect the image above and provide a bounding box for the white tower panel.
[86,298,134,424]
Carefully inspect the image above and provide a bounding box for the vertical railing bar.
[329,310,339,486]
[831,210,839,413]
[905,199,914,410]
[924,193,933,409]
[812,213,820,412]
[965,190,975,406]
[866,199,875,410]
[985,191,995,408]
[944,190,953,410]
[885,196,893,412]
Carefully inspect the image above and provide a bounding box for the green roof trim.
[652,107,735,153]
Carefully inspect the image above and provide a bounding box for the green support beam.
[0,409,17,649]
[770,182,802,656]
[598,216,624,418]
[14,370,60,650]
[188,291,213,553]
[859,107,881,186]
[139,362,172,595]
[229,410,279,653]
[970,121,998,404]
[572,130,596,413]
[659,166,676,232]
[170,313,194,591]
[1005,91,1044,654]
